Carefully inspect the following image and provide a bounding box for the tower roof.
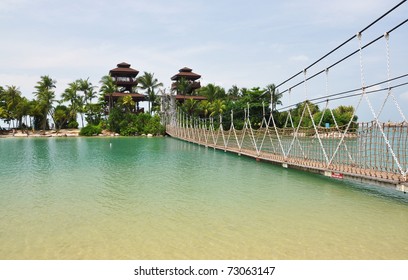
[171,67,201,81]
[109,62,139,77]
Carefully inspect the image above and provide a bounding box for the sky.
[1,0,407,122]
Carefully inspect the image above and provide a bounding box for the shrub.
[67,120,79,129]
[107,109,166,136]
[144,115,165,135]
[107,107,124,133]
[119,125,138,136]
[79,125,102,136]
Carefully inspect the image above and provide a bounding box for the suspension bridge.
[161,1,408,192]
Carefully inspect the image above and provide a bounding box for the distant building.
[171,67,206,103]
[104,62,145,113]
[171,67,201,94]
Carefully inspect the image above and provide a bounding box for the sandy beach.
[0,129,81,138]
[1,128,121,138]
[0,129,147,138]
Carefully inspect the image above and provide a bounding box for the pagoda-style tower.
[169,67,206,105]
[110,62,138,92]
[171,67,201,95]
[104,62,145,113]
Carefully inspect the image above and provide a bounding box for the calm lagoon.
[0,137,407,259]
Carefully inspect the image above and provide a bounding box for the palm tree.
[0,86,8,128]
[210,99,226,117]
[199,100,212,118]
[0,107,6,126]
[121,95,136,113]
[181,98,199,116]
[34,75,56,132]
[198,83,226,102]
[137,72,163,115]
[99,75,117,113]
[174,77,190,95]
[3,85,22,128]
[15,96,30,130]
[78,78,96,104]
[265,84,282,112]
[27,99,39,130]
[77,78,99,125]
[52,105,70,132]
[227,85,240,101]
[62,81,79,125]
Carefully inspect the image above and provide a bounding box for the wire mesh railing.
[165,110,407,184]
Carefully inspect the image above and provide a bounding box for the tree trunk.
[41,111,47,134]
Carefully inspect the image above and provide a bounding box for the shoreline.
[0,129,162,138]
[1,129,101,138]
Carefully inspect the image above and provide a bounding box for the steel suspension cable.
[276,0,407,90]
[278,73,408,111]
[278,18,408,96]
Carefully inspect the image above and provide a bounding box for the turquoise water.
[0,137,407,259]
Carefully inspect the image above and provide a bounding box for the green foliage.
[227,87,271,129]
[99,75,117,112]
[287,102,358,131]
[107,107,124,133]
[118,95,135,113]
[180,98,199,116]
[210,99,226,117]
[137,72,163,114]
[85,103,103,125]
[198,100,211,118]
[34,76,56,131]
[79,125,102,136]
[107,107,165,136]
[67,120,79,129]
[174,77,190,95]
[145,115,166,135]
[198,84,226,102]
[53,105,70,130]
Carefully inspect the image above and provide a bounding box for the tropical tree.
[0,86,7,127]
[291,100,320,127]
[264,84,282,112]
[137,72,163,114]
[77,78,96,127]
[174,77,190,95]
[2,85,23,127]
[210,99,226,118]
[227,85,240,101]
[120,95,136,113]
[52,105,70,131]
[99,75,117,113]
[62,81,79,125]
[34,76,56,132]
[333,105,357,124]
[14,96,30,129]
[198,83,226,102]
[231,87,270,128]
[181,98,199,116]
[198,100,212,118]
[78,78,96,104]
[0,106,6,125]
